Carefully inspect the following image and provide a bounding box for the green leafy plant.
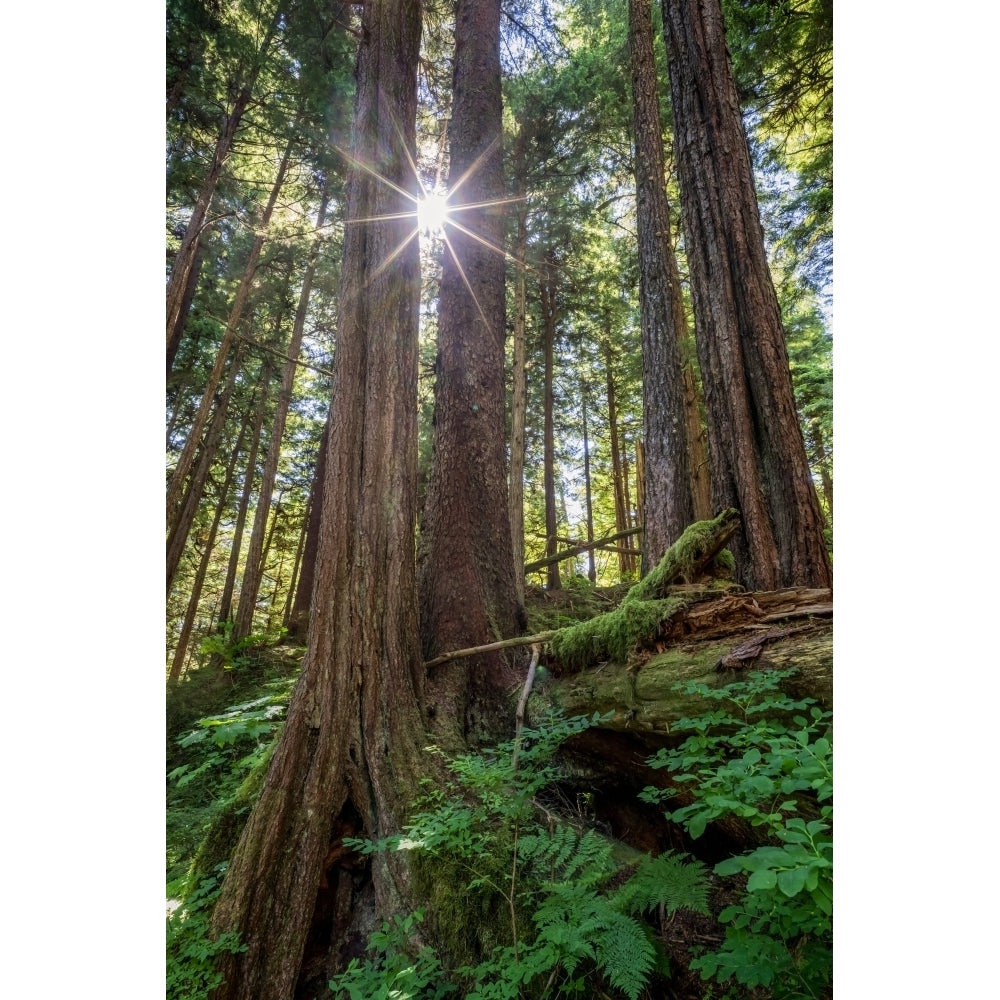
[198,620,288,668]
[641,670,832,999]
[332,712,709,1000]
[166,864,247,1000]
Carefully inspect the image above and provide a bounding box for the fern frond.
[611,851,711,916]
[594,911,657,1000]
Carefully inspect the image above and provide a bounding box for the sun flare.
[417,191,450,235]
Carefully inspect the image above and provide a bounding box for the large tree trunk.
[418,0,525,749]
[208,3,426,995]
[628,0,697,571]
[659,0,832,590]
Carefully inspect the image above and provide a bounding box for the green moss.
[627,509,740,602]
[410,839,519,974]
[549,597,688,670]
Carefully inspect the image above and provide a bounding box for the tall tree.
[627,0,698,569]
[166,0,283,346]
[660,0,831,589]
[418,0,525,747]
[208,0,427,994]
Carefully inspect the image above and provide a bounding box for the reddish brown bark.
[417,0,525,748]
[660,0,832,589]
[209,3,426,995]
[628,0,697,570]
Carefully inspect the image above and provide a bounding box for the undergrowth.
[641,669,833,999]
[331,711,710,999]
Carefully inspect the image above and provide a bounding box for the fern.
[610,852,710,917]
[593,912,657,1000]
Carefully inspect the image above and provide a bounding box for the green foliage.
[166,864,247,1000]
[332,712,708,1000]
[167,674,295,887]
[641,670,832,998]
[198,620,288,669]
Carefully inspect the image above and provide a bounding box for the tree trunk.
[234,192,331,641]
[166,141,294,527]
[165,3,282,346]
[604,344,636,578]
[418,0,525,748]
[166,342,247,594]
[217,379,271,628]
[508,124,529,605]
[581,385,596,582]
[209,1,426,996]
[540,254,561,591]
[167,241,204,376]
[659,0,832,590]
[628,0,697,571]
[287,411,330,637]
[167,420,249,682]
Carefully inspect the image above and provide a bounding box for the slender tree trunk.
[168,420,249,682]
[634,437,645,549]
[540,255,561,591]
[288,411,330,635]
[281,504,308,629]
[165,3,282,346]
[660,0,832,589]
[508,124,529,605]
[809,421,833,522]
[167,242,204,375]
[581,386,596,583]
[166,343,246,594]
[234,193,331,641]
[604,344,634,578]
[628,0,696,571]
[218,381,271,627]
[209,1,426,995]
[418,0,525,748]
[166,141,294,527]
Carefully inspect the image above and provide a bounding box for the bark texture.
[660,0,832,590]
[209,2,426,996]
[628,0,697,570]
[418,0,525,749]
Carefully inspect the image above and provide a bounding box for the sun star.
[417,191,450,235]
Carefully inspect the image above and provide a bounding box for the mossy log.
[529,587,832,736]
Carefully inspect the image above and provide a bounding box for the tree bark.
[628,0,697,571]
[581,386,596,582]
[418,0,525,748]
[659,0,832,590]
[209,0,425,995]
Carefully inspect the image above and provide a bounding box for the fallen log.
[524,527,643,573]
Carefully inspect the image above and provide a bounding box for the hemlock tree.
[207,0,427,995]
[660,0,831,589]
[417,0,525,748]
